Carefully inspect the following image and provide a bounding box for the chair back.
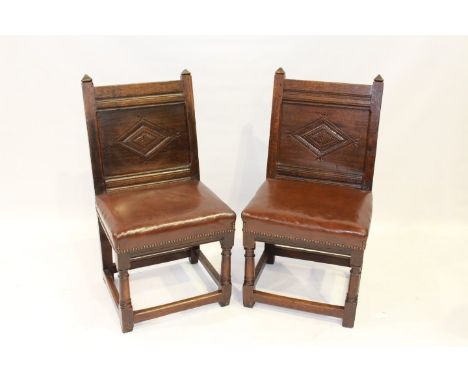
[82,70,199,194]
[266,68,383,190]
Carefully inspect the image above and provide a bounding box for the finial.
[276,67,285,75]
[81,74,92,83]
[374,74,383,82]
[181,69,191,75]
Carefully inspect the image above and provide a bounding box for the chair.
[81,70,236,332]
[241,68,383,327]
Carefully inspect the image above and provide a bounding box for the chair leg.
[343,253,363,328]
[98,220,114,276]
[219,233,234,306]
[189,246,200,264]
[243,233,256,307]
[117,261,134,333]
[265,243,275,264]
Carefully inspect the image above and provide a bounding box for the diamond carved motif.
[118,118,178,160]
[291,117,356,159]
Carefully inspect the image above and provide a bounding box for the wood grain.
[133,292,221,323]
[254,291,344,318]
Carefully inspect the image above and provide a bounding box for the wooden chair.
[241,68,383,327]
[81,70,236,332]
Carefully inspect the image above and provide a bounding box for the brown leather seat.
[242,179,372,251]
[97,181,236,254]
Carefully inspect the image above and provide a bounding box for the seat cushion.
[96,181,236,254]
[242,179,372,251]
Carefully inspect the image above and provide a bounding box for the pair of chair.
[82,69,383,332]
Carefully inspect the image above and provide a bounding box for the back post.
[180,69,200,180]
[266,67,286,178]
[362,75,384,191]
[82,75,106,195]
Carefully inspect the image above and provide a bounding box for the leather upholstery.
[242,179,372,251]
[96,181,236,254]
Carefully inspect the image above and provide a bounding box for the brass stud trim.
[97,212,234,254]
[244,230,365,251]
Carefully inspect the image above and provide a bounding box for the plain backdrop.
[1,37,467,379]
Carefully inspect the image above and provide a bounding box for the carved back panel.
[266,69,383,190]
[82,70,199,194]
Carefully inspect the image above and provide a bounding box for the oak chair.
[242,68,383,327]
[82,70,235,332]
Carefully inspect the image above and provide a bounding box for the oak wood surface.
[267,245,351,267]
[254,291,344,318]
[133,291,221,323]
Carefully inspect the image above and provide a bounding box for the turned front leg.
[117,255,134,333]
[219,233,234,306]
[243,234,256,307]
[343,253,363,328]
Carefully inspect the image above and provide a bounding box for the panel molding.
[95,94,184,110]
[283,90,371,108]
[284,78,371,97]
[289,117,358,160]
[276,162,363,185]
[116,117,181,160]
[104,165,192,190]
[95,80,183,99]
